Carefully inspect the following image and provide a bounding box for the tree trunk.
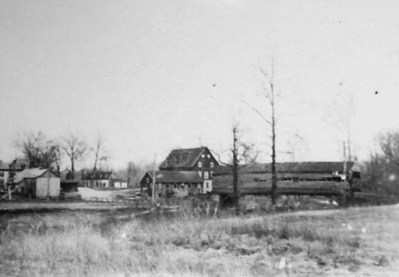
[233,127,240,215]
[71,160,75,180]
[270,85,277,206]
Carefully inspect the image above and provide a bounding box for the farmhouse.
[13,168,60,198]
[212,161,360,196]
[140,146,219,197]
[81,170,128,189]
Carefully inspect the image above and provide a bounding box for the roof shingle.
[159,147,207,169]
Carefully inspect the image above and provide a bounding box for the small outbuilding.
[14,168,60,198]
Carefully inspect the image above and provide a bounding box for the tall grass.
[0,209,371,276]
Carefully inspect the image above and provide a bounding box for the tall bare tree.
[232,126,239,215]
[61,133,87,179]
[90,134,109,186]
[324,87,356,163]
[245,62,278,205]
[92,134,108,171]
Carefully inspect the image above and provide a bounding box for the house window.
[207,154,210,158]
[204,171,209,179]
[201,154,205,158]
[210,162,214,168]
[198,161,202,168]
[198,171,202,177]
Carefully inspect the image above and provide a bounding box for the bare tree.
[61,133,87,179]
[324,88,356,163]
[362,131,399,199]
[244,62,278,205]
[14,131,60,171]
[232,125,240,215]
[116,161,156,190]
[285,132,307,162]
[92,134,108,172]
[213,124,257,215]
[378,131,399,166]
[90,134,109,186]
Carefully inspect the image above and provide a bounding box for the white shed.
[14,168,60,198]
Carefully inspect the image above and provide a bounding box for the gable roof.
[14,168,49,183]
[145,170,203,184]
[214,161,354,175]
[159,147,210,169]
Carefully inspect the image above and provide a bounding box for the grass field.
[0,204,398,276]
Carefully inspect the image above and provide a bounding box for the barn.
[14,168,61,198]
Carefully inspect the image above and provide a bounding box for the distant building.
[81,170,127,189]
[13,168,60,198]
[140,146,219,197]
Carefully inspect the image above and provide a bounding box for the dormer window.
[198,162,202,168]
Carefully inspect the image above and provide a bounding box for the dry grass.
[1,205,399,276]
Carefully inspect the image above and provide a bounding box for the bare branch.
[209,149,231,167]
[61,133,87,178]
[240,99,272,126]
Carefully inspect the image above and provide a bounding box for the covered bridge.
[212,161,360,197]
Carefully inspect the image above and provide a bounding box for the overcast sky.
[1,0,399,169]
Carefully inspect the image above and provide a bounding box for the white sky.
[1,0,399,169]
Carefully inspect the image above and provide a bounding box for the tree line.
[362,131,399,201]
[13,131,150,187]
[14,131,105,179]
